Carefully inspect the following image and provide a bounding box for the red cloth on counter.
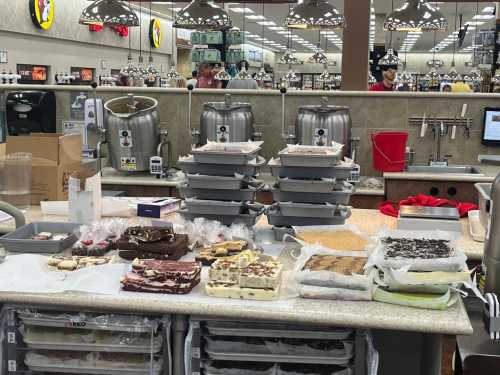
[379,194,478,218]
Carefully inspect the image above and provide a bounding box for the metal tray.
[179,184,260,202]
[180,209,263,227]
[187,174,244,190]
[272,188,352,205]
[278,147,341,168]
[184,198,245,216]
[269,202,343,218]
[278,178,345,193]
[268,158,352,180]
[0,222,79,253]
[205,349,352,365]
[24,339,163,354]
[205,322,353,340]
[26,364,162,375]
[272,226,296,242]
[267,209,351,227]
[192,142,262,165]
[179,155,266,177]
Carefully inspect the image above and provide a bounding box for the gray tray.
[267,209,351,227]
[278,178,346,193]
[180,209,263,227]
[179,184,260,201]
[26,364,162,375]
[269,203,347,218]
[268,158,352,180]
[205,349,352,365]
[278,148,341,168]
[187,174,244,190]
[179,155,266,177]
[184,198,245,215]
[24,339,163,354]
[0,222,79,253]
[192,143,262,165]
[272,188,352,205]
[272,226,296,242]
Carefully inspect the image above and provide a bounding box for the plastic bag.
[297,270,372,291]
[367,229,467,272]
[298,285,373,301]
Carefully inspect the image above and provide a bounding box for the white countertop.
[384,164,500,182]
[101,167,185,187]
[0,208,476,335]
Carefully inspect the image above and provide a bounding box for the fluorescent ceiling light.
[229,7,253,13]
[269,26,285,30]
[466,21,485,26]
[257,21,276,26]
[246,15,265,20]
[473,14,495,20]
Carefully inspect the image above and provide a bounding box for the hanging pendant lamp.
[378,48,401,67]
[308,51,328,64]
[384,0,447,32]
[166,3,182,80]
[255,67,272,82]
[399,70,414,84]
[318,64,333,83]
[282,64,300,83]
[447,4,460,82]
[280,50,302,65]
[215,62,232,81]
[369,71,377,84]
[120,1,139,80]
[80,0,139,26]
[146,2,160,80]
[424,67,441,83]
[254,1,272,82]
[174,0,232,31]
[284,0,345,30]
[492,71,500,85]
[466,1,482,85]
[236,66,252,80]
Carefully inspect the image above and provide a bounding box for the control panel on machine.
[150,156,163,176]
[314,128,328,146]
[216,124,229,142]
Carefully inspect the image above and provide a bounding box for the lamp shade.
[424,67,441,82]
[279,50,302,65]
[308,51,328,64]
[174,0,232,31]
[284,0,345,30]
[79,0,139,26]
[378,48,401,67]
[447,65,461,82]
[254,67,272,82]
[384,0,447,32]
[215,66,232,81]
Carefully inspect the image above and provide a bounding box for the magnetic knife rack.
[409,116,474,128]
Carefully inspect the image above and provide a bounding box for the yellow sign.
[150,19,162,49]
[30,0,55,30]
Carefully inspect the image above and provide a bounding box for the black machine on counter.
[5,90,56,135]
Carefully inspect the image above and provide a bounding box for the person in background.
[369,64,398,92]
[226,60,258,90]
[196,62,220,89]
[442,84,452,92]
[451,78,473,93]
[186,70,197,88]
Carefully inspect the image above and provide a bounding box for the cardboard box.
[31,162,85,205]
[6,134,84,205]
[6,133,81,165]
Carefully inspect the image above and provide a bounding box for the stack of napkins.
[206,250,283,300]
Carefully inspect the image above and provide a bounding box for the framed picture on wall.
[0,51,7,64]
[70,67,95,85]
[17,64,49,84]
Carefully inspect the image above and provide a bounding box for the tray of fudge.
[25,351,163,375]
[206,251,283,301]
[278,144,343,168]
[21,326,163,353]
[47,255,117,271]
[278,178,351,194]
[191,141,263,165]
[121,259,201,294]
[179,184,263,202]
[195,240,252,266]
[268,157,354,180]
[117,226,189,261]
[0,222,79,253]
[178,155,266,176]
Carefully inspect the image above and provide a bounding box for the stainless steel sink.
[406,165,482,174]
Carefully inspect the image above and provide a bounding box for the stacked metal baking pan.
[178,141,266,226]
[267,145,354,230]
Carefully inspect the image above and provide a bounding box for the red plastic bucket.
[371,131,408,172]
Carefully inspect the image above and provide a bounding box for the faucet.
[429,120,452,166]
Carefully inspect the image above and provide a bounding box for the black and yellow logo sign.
[30,0,54,30]
[149,19,162,48]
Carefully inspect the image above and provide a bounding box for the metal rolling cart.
[1,305,172,374]
[185,317,373,375]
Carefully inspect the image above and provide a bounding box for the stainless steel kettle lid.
[298,96,350,113]
[203,93,252,111]
[104,94,158,118]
